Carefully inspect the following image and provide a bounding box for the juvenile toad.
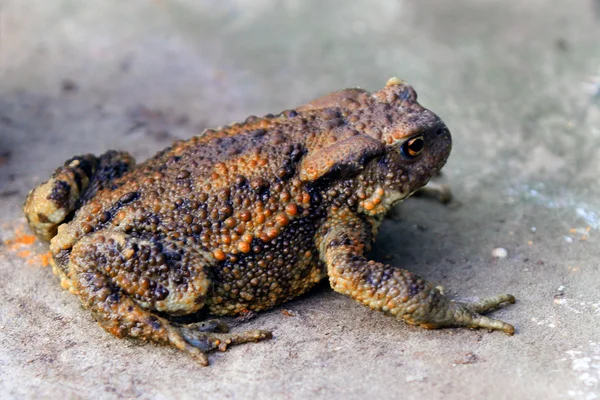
[24,78,515,365]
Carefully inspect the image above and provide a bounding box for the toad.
[23,78,515,365]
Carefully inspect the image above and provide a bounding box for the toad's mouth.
[359,185,412,214]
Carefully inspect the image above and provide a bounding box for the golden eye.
[400,136,425,158]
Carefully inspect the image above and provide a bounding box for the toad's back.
[44,112,339,314]
[25,87,385,316]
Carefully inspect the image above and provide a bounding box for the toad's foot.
[178,321,272,363]
[152,321,272,367]
[412,294,515,335]
[413,180,452,204]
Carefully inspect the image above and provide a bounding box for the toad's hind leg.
[24,151,136,241]
[59,231,271,365]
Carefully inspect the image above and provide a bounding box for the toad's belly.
[206,235,326,316]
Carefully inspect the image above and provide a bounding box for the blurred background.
[1,1,599,399]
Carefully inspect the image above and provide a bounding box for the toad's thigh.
[62,230,212,315]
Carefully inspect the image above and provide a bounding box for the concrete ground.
[1,0,599,399]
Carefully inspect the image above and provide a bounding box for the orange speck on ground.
[4,226,50,267]
[281,309,295,317]
[17,250,31,258]
[4,231,37,249]
[40,252,52,267]
[25,252,52,267]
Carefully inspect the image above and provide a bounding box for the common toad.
[23,78,515,365]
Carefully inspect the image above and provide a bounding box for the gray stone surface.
[1,0,599,398]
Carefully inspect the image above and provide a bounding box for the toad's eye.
[400,136,425,158]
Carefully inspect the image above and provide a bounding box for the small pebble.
[492,247,508,258]
[564,236,574,243]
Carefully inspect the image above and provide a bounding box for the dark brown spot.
[177,170,190,179]
[119,191,139,204]
[48,180,71,206]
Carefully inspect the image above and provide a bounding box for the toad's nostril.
[435,127,447,136]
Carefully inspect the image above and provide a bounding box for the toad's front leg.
[320,213,515,334]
